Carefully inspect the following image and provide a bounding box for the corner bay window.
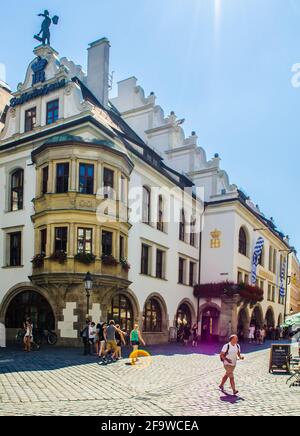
[77,228,93,254]
[103,168,114,199]
[102,231,113,256]
[11,169,24,211]
[55,228,68,253]
[120,235,125,260]
[46,99,59,125]
[79,163,94,195]
[40,229,47,255]
[9,232,22,267]
[42,166,49,195]
[56,163,69,193]
[25,107,36,132]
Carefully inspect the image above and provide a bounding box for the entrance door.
[201,307,220,342]
[5,291,55,340]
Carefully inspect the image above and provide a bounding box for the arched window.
[179,209,186,241]
[142,186,151,225]
[143,299,162,332]
[11,169,24,211]
[239,227,248,256]
[157,195,164,232]
[107,294,134,332]
[190,216,197,247]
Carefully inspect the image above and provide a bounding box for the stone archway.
[251,304,264,328]
[100,287,140,334]
[1,284,56,343]
[176,298,196,328]
[142,293,169,345]
[265,307,275,328]
[237,307,250,341]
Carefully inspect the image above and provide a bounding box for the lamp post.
[84,272,93,319]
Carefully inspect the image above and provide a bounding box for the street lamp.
[84,272,93,318]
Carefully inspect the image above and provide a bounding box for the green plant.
[194,281,264,306]
[31,253,46,268]
[74,253,96,265]
[50,250,67,264]
[101,254,119,266]
[120,257,131,272]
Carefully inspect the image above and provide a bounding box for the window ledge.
[2,266,24,269]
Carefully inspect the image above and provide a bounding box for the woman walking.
[130,324,145,364]
[23,319,33,352]
[115,324,126,360]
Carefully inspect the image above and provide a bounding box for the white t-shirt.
[249,326,255,338]
[221,343,240,367]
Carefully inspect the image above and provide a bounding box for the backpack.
[80,326,88,339]
[220,343,240,362]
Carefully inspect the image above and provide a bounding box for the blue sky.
[1,0,299,250]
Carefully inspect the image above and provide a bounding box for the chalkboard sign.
[269,344,291,374]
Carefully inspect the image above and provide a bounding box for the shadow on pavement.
[0,340,292,375]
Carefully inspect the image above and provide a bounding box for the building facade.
[0,40,201,345]
[112,77,300,341]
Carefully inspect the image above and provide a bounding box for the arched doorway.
[251,305,263,328]
[176,304,192,328]
[237,308,249,342]
[143,298,162,333]
[201,307,220,342]
[107,294,134,332]
[5,291,55,335]
[265,308,275,328]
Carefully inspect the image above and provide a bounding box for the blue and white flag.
[279,258,287,298]
[251,237,265,285]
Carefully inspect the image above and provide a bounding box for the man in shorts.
[219,334,244,395]
[101,320,123,364]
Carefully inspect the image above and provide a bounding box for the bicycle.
[34,329,58,346]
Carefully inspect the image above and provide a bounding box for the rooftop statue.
[34,10,59,45]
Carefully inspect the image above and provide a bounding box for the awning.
[282,312,300,327]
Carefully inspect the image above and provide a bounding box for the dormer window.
[25,107,36,132]
[46,99,59,125]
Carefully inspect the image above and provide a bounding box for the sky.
[0,0,300,250]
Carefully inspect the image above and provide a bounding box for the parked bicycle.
[34,329,58,346]
[16,328,58,349]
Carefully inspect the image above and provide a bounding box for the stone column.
[219,295,239,341]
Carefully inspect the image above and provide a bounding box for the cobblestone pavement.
[0,342,299,416]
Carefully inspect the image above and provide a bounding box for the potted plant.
[50,250,67,264]
[74,252,96,265]
[120,257,131,272]
[31,253,46,268]
[101,254,119,267]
